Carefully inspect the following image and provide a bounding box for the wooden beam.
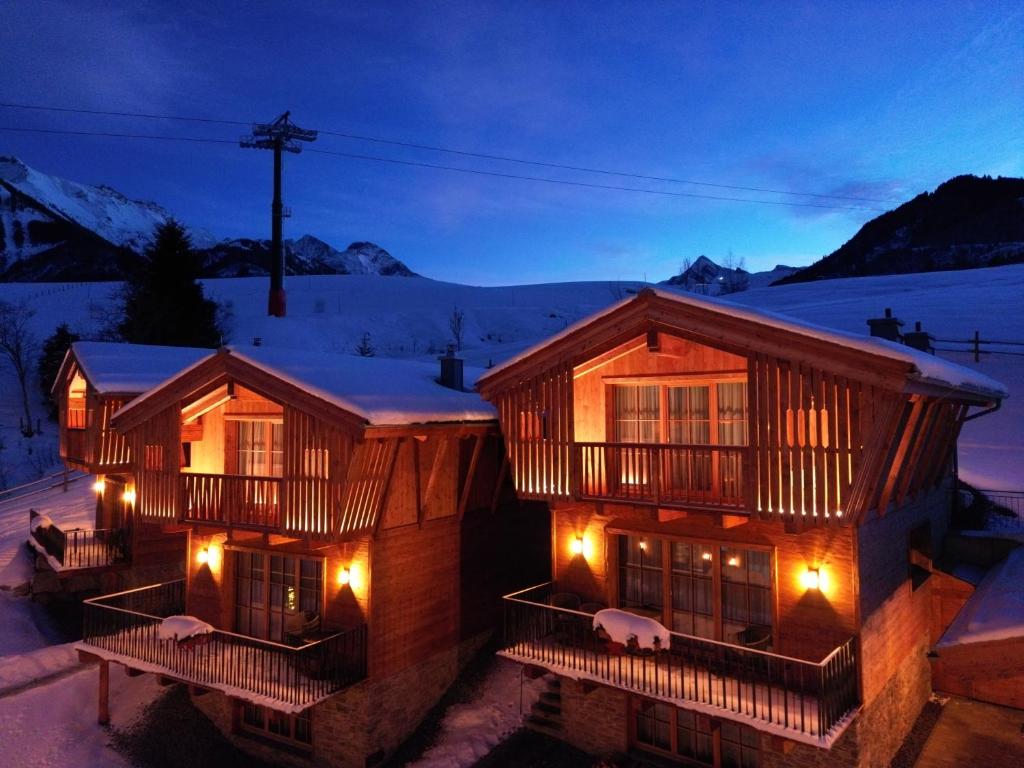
[420,436,449,528]
[458,434,485,521]
[98,660,110,725]
[490,456,509,514]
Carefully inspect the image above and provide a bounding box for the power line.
[0,100,901,204]
[0,124,884,211]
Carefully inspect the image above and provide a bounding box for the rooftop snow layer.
[71,341,214,394]
[228,346,496,426]
[480,287,1008,399]
[937,545,1024,647]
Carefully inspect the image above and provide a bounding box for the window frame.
[238,702,313,751]
[629,697,763,768]
[231,548,326,644]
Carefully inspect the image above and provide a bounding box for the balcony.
[181,473,282,530]
[574,442,746,510]
[29,511,129,571]
[80,580,367,712]
[502,583,859,746]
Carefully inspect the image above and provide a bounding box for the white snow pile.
[28,513,54,533]
[593,608,671,650]
[939,546,1024,647]
[0,642,79,695]
[158,615,214,642]
[70,341,213,395]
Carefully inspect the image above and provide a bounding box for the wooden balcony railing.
[29,511,129,571]
[181,473,282,530]
[502,583,859,745]
[63,428,88,464]
[81,580,368,711]
[574,442,746,509]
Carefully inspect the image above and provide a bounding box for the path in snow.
[0,662,161,768]
[407,657,546,768]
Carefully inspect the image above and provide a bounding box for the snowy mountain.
[775,174,1024,285]
[200,236,416,278]
[661,255,798,294]
[0,157,415,281]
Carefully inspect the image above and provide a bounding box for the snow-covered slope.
[0,265,1020,489]
[202,236,416,278]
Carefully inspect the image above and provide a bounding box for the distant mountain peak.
[0,157,418,282]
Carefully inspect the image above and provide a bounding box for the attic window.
[67,371,88,429]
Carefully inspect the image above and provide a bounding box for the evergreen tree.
[38,323,80,420]
[118,220,222,347]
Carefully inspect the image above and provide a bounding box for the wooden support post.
[98,660,110,726]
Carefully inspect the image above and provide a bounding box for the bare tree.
[719,250,749,295]
[0,300,39,436]
[448,306,466,352]
[355,332,376,357]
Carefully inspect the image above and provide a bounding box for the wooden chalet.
[48,342,211,577]
[75,345,546,766]
[476,287,1006,768]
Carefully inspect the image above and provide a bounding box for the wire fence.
[977,489,1024,531]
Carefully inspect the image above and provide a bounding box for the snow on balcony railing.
[501,583,859,747]
[79,580,367,712]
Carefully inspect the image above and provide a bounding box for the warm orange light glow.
[122,488,136,505]
[727,556,740,567]
[638,539,647,552]
[571,536,585,556]
[804,568,820,590]
[196,543,221,570]
[337,567,352,586]
[197,547,209,565]
[701,551,713,562]
[92,478,106,495]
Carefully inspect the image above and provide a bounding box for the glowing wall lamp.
[803,568,821,591]
[638,539,647,552]
[93,478,106,495]
[197,547,210,565]
[571,536,585,557]
[337,567,352,587]
[122,488,136,506]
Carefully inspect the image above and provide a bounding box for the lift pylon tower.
[241,111,318,317]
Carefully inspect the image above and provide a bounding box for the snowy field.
[0,266,1020,766]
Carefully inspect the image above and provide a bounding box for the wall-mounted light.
[638,539,647,552]
[571,536,585,556]
[122,488,136,506]
[727,555,740,568]
[197,547,210,565]
[337,567,351,587]
[93,478,106,495]
[701,551,713,562]
[803,568,821,591]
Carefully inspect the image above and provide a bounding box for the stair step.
[533,700,562,716]
[539,691,562,705]
[526,715,564,737]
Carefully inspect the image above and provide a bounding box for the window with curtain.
[619,535,663,612]
[633,699,713,764]
[720,547,773,647]
[237,421,284,477]
[670,541,715,638]
[613,385,661,444]
[234,551,323,643]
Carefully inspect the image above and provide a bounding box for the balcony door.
[611,380,747,503]
[234,551,324,643]
[618,535,773,649]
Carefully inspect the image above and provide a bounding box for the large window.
[234,551,323,644]
[237,421,284,477]
[618,535,773,649]
[240,703,312,748]
[614,385,661,444]
[612,381,748,447]
[632,699,759,768]
[67,371,88,429]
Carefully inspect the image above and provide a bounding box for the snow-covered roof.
[227,346,496,426]
[479,287,1008,399]
[937,545,1024,647]
[70,341,214,395]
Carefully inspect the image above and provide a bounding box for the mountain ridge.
[0,156,416,281]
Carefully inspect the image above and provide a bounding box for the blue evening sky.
[1,1,1021,284]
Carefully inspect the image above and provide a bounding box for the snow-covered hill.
[0,266,1020,489]
[0,157,415,281]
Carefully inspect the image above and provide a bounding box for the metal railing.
[978,489,1024,531]
[503,583,858,741]
[29,511,129,570]
[574,442,746,509]
[81,580,367,709]
[181,473,282,530]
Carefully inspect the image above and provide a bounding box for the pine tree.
[38,323,80,420]
[118,220,222,347]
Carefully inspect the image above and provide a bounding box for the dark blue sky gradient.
[2,1,1021,284]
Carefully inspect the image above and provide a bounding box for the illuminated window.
[237,421,284,477]
[67,371,88,430]
[234,551,323,644]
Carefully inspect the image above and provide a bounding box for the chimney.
[903,321,935,354]
[439,344,464,391]
[867,307,904,342]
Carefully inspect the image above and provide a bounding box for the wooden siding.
[134,405,180,521]
[493,361,574,500]
[95,397,132,469]
[282,406,352,539]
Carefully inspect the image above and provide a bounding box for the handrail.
[503,582,847,667]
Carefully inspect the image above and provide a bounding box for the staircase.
[526,676,563,736]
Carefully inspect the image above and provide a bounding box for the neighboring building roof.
[226,346,496,426]
[63,341,214,395]
[112,345,497,428]
[478,287,1008,400]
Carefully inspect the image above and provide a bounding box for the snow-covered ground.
[408,658,544,768]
